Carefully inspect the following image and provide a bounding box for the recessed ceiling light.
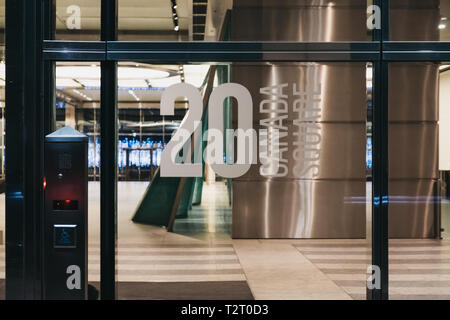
[56,66,169,80]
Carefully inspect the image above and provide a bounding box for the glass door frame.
[15,0,450,300]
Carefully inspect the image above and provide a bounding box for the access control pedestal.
[43,126,88,299]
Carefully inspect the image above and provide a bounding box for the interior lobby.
[2,0,450,301]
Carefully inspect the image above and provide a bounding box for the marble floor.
[1,181,450,300]
[295,239,450,300]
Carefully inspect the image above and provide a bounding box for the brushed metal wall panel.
[236,123,366,181]
[226,1,441,239]
[234,0,367,6]
[231,0,368,41]
[389,63,439,122]
[388,179,438,238]
[229,1,368,239]
[387,61,440,239]
[389,123,439,180]
[231,63,367,124]
[232,180,366,239]
[389,0,440,41]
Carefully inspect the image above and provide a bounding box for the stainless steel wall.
[230,1,441,239]
[388,62,440,238]
[387,2,440,239]
[231,62,367,238]
[230,0,369,42]
[390,0,440,41]
[231,0,439,238]
[231,0,368,238]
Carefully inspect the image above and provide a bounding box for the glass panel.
[54,62,101,296]
[118,0,373,42]
[52,0,101,40]
[390,0,450,41]
[116,61,373,300]
[388,62,450,299]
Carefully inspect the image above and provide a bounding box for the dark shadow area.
[0,280,253,300]
[93,281,253,300]
[0,279,4,300]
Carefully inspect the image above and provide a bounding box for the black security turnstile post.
[43,126,88,300]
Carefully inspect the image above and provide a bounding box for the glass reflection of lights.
[88,137,166,169]
[366,136,372,170]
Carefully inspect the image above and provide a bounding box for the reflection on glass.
[390,0,450,41]
[55,62,194,181]
[53,0,101,40]
[54,59,374,299]
[109,61,373,299]
[387,62,450,299]
[54,62,101,291]
[118,0,372,42]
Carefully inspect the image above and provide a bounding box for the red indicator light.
[43,177,47,190]
[53,200,78,210]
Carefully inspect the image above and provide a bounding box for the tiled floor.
[87,242,246,283]
[88,181,242,284]
[295,239,450,300]
[2,182,450,300]
[234,240,352,300]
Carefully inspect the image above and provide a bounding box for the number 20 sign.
[160,83,280,179]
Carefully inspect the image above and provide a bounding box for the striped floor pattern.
[89,242,245,283]
[0,243,249,300]
[295,239,450,300]
[0,244,245,282]
[6,240,450,300]
[0,243,245,283]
